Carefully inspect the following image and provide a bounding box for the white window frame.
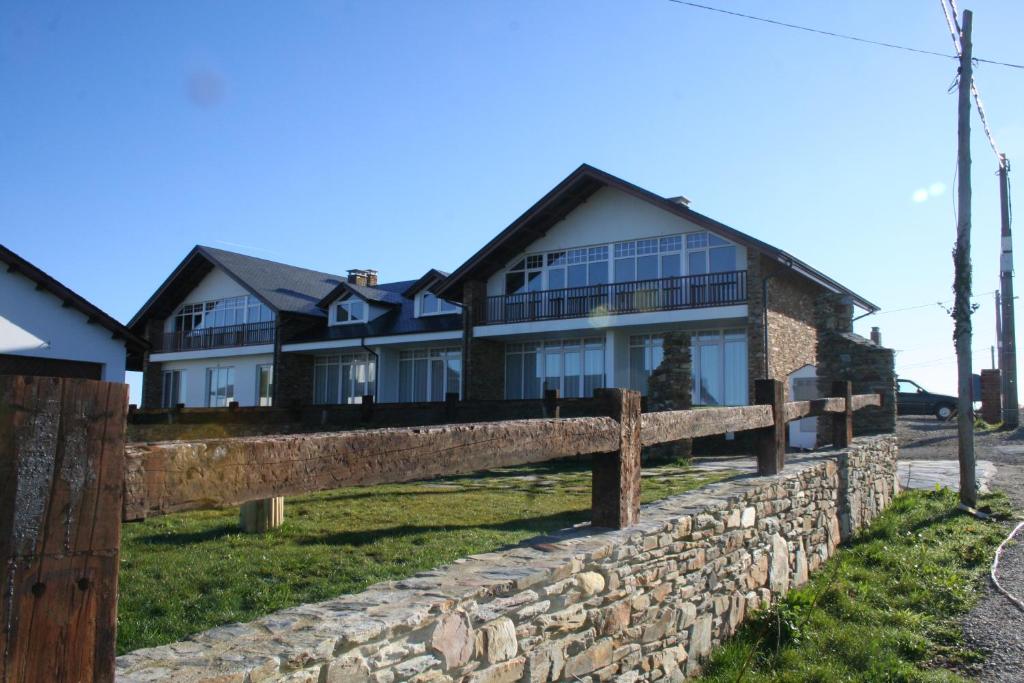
[504,338,604,399]
[333,299,368,325]
[256,364,274,407]
[313,353,376,404]
[685,232,739,275]
[627,335,665,396]
[173,295,273,332]
[691,329,748,406]
[205,366,235,407]
[398,347,462,401]
[417,291,461,317]
[161,369,183,408]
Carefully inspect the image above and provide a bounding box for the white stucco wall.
[163,268,251,332]
[485,187,747,296]
[159,352,274,407]
[0,267,128,381]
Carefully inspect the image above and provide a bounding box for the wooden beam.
[754,379,786,475]
[0,375,128,683]
[123,416,619,520]
[850,393,882,411]
[591,388,641,529]
[640,405,772,447]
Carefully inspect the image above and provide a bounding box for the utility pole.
[998,155,1019,427]
[953,9,977,507]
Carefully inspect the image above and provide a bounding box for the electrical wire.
[991,521,1024,614]
[664,0,1024,70]
[873,290,997,316]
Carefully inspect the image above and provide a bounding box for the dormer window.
[335,299,367,324]
[419,291,460,316]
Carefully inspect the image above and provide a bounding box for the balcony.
[477,270,747,325]
[153,320,276,353]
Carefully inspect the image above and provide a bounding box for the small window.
[420,291,460,316]
[335,300,367,324]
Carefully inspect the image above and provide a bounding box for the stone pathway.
[897,459,997,493]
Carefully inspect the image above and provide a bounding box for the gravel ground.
[896,416,1024,682]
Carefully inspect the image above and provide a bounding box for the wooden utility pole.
[998,155,1019,427]
[953,9,977,506]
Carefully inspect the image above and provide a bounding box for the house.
[0,245,146,381]
[129,165,880,439]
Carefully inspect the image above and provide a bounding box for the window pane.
[661,254,681,277]
[724,339,747,405]
[505,352,523,400]
[688,251,707,275]
[446,356,461,398]
[399,360,413,402]
[526,270,544,292]
[430,358,445,401]
[524,349,541,399]
[659,235,682,252]
[589,261,609,285]
[314,364,327,404]
[698,344,723,405]
[637,255,658,280]
[506,272,525,294]
[326,363,340,404]
[567,264,587,287]
[544,348,561,394]
[548,268,565,290]
[340,364,353,404]
[686,233,708,249]
[563,349,581,398]
[584,347,604,396]
[629,345,648,394]
[422,293,438,314]
[336,304,349,322]
[414,358,428,401]
[614,258,635,283]
[708,233,728,246]
[709,246,737,273]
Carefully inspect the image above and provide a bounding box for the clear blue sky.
[3,1,1023,403]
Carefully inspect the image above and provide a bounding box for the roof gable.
[436,164,877,311]
[401,269,451,298]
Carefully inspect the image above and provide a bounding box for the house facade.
[130,165,879,434]
[0,245,145,381]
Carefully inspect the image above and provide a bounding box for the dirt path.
[897,417,1024,682]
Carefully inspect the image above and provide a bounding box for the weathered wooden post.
[239,497,285,534]
[1,375,128,683]
[831,380,853,448]
[592,388,641,529]
[543,388,560,418]
[754,378,785,475]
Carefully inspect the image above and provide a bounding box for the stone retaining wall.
[117,435,899,683]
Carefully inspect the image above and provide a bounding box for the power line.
[873,289,997,316]
[664,0,1024,70]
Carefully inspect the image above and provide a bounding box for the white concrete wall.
[485,187,747,296]
[159,352,274,407]
[0,267,128,381]
[163,268,251,332]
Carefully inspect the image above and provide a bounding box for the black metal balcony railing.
[154,320,276,353]
[478,270,747,325]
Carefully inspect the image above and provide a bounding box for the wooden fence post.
[831,380,853,448]
[240,497,285,534]
[591,388,641,529]
[543,388,560,418]
[1,376,127,683]
[754,378,785,475]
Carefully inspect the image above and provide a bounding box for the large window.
[686,232,738,275]
[205,366,235,407]
[174,296,272,332]
[334,299,368,324]
[256,364,273,407]
[314,353,376,404]
[398,347,461,401]
[692,330,747,405]
[505,338,604,399]
[161,370,183,408]
[628,335,665,395]
[419,292,460,316]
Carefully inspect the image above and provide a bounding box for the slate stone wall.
[646,331,693,461]
[117,436,899,683]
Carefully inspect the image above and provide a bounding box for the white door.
[788,365,818,450]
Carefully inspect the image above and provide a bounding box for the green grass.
[697,488,1015,683]
[117,457,733,654]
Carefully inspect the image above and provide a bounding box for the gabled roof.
[401,269,451,298]
[1,244,148,363]
[129,245,345,332]
[436,164,878,312]
[316,280,405,309]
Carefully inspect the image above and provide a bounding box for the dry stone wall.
[117,435,899,683]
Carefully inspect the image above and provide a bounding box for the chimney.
[347,269,378,287]
[668,195,691,207]
[870,326,882,346]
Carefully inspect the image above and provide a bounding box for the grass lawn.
[697,488,1014,682]
[117,457,734,655]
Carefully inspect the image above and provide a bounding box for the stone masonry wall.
[646,331,693,461]
[141,318,165,408]
[746,254,820,403]
[117,436,898,683]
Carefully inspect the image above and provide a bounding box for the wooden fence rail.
[1,375,885,682]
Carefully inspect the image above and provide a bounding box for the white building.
[0,245,145,382]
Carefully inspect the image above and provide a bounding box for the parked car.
[896,379,958,420]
